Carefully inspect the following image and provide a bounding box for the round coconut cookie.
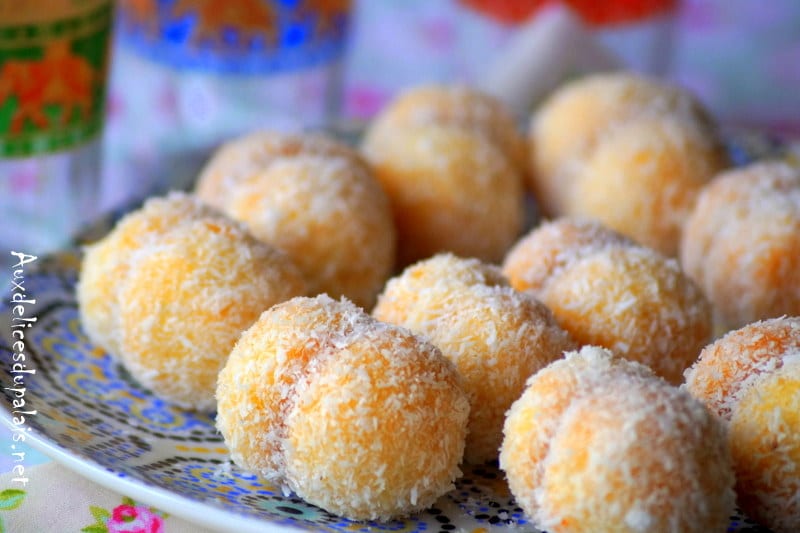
[373,254,576,463]
[216,295,470,521]
[539,245,711,384]
[365,84,528,178]
[501,346,735,533]
[118,216,306,410]
[684,317,800,533]
[222,154,395,308]
[680,161,800,329]
[502,217,634,296]
[371,253,507,317]
[196,131,395,308]
[565,114,727,256]
[362,123,524,265]
[196,131,361,209]
[77,192,223,357]
[529,72,715,217]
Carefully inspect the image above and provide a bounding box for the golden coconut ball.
[117,216,306,410]
[371,253,507,317]
[681,161,800,329]
[362,123,524,266]
[565,114,727,256]
[539,245,712,384]
[216,295,469,520]
[365,84,528,179]
[222,154,395,308]
[77,192,223,357]
[530,72,715,216]
[684,317,800,533]
[196,131,361,209]
[502,217,634,295]
[373,254,576,463]
[501,346,735,533]
[196,131,395,309]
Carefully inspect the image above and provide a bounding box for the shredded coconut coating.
[684,316,800,418]
[224,154,395,308]
[500,346,735,533]
[566,114,727,256]
[215,295,470,521]
[680,161,800,328]
[196,131,395,308]
[196,130,363,209]
[529,71,715,217]
[684,317,800,532]
[77,192,224,357]
[729,360,800,533]
[362,123,524,266]
[502,217,635,296]
[118,217,307,411]
[373,253,508,313]
[364,84,528,181]
[541,246,712,384]
[373,254,576,463]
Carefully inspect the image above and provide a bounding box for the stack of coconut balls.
[78,72,800,532]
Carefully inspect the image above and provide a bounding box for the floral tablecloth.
[0,425,210,532]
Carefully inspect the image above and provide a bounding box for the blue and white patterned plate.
[0,253,776,533]
[0,131,784,533]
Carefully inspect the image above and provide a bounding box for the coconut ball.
[363,123,524,266]
[529,72,714,217]
[77,192,222,356]
[196,131,395,308]
[196,131,360,209]
[680,161,800,328]
[216,295,470,520]
[565,114,727,256]
[373,254,576,463]
[363,85,525,266]
[502,217,634,295]
[117,216,306,410]
[221,153,395,308]
[501,346,735,533]
[540,246,711,384]
[365,84,528,179]
[684,316,800,533]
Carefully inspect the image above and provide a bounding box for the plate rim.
[0,409,299,533]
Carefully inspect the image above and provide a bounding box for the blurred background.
[2,0,800,257]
